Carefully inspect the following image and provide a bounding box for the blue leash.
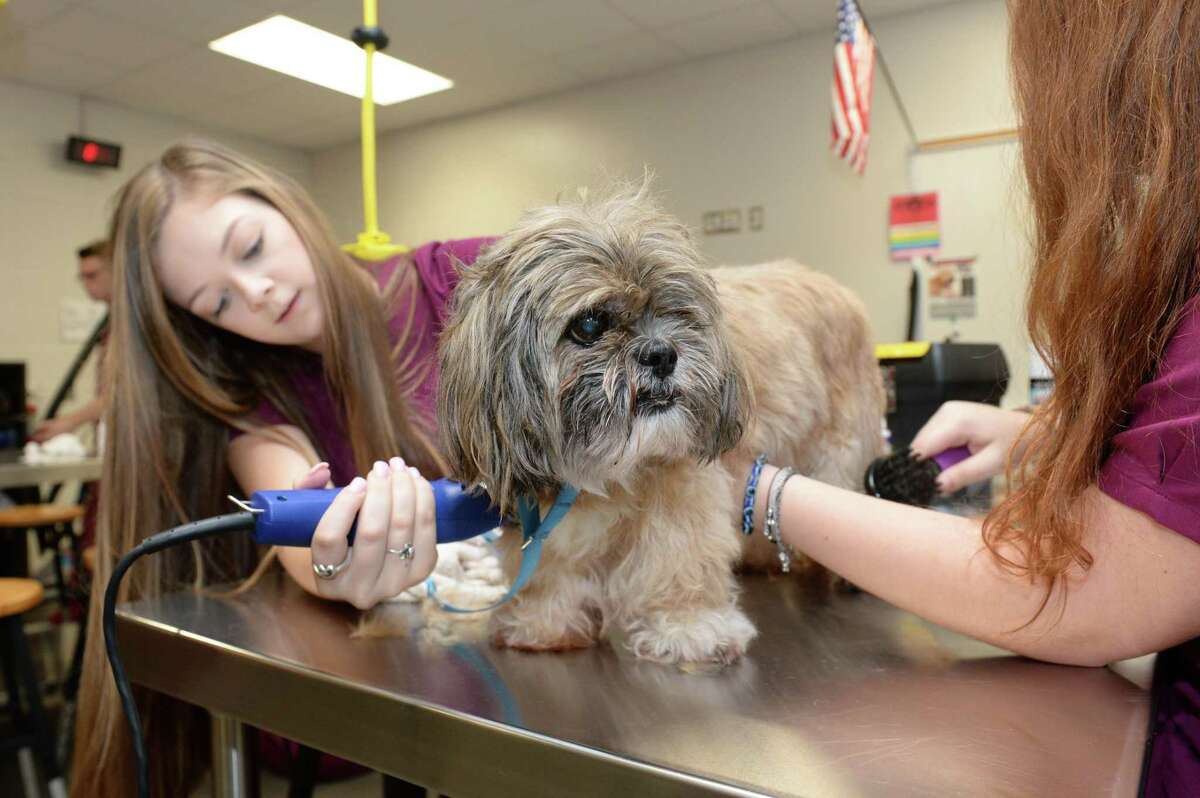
[427,484,580,613]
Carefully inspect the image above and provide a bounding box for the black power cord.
[102,512,256,798]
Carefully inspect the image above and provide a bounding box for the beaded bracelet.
[764,466,797,573]
[741,453,768,536]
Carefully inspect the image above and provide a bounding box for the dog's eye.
[567,311,611,346]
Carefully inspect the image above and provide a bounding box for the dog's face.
[438,190,749,510]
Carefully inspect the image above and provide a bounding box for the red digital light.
[65,136,121,168]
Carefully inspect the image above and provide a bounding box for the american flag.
[831,0,876,174]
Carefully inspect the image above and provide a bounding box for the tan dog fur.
[433,189,884,665]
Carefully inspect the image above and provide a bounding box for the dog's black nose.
[638,340,678,379]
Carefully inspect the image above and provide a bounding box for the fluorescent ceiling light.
[210,15,452,105]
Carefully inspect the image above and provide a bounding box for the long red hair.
[988,1,1200,594]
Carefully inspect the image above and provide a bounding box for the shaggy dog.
[436,187,884,665]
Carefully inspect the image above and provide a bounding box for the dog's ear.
[437,255,559,513]
[437,273,492,490]
[699,334,752,462]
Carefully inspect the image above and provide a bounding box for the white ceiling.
[0,0,948,152]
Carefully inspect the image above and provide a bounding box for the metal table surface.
[117,569,1150,797]
[0,456,101,490]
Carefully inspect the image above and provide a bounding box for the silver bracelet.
[764,466,797,573]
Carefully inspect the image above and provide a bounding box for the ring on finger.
[387,542,415,561]
[312,550,352,580]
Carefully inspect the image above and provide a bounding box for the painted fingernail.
[407,466,421,480]
[347,477,367,494]
[372,460,388,477]
[308,461,329,475]
[389,456,405,472]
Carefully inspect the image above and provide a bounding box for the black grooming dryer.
[877,341,1010,451]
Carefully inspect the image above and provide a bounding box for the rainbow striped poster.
[888,192,940,261]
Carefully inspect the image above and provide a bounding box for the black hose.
[102,512,256,798]
[43,312,108,421]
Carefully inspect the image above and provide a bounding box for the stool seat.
[82,546,96,573]
[0,578,44,617]
[0,505,84,529]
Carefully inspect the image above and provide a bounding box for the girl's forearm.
[753,466,1089,664]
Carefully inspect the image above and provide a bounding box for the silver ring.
[312,551,351,580]
[387,543,415,561]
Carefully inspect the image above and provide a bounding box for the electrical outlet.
[748,205,764,231]
[723,209,742,232]
[702,208,743,234]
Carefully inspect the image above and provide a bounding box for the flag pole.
[855,2,918,146]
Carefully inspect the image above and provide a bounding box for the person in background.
[30,240,112,443]
[748,2,1200,794]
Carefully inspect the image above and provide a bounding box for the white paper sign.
[59,298,106,343]
[928,257,977,320]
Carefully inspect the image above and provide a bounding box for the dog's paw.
[491,625,597,652]
[489,603,602,653]
[625,605,757,665]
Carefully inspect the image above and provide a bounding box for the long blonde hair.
[72,139,444,797]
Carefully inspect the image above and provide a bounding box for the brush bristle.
[864,448,940,506]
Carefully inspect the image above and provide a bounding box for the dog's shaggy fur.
[436,187,884,665]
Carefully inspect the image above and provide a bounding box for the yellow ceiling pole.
[342,0,407,261]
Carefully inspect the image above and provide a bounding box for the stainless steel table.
[0,457,101,490]
[116,569,1150,797]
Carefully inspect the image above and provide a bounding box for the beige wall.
[912,143,1030,407]
[310,1,1026,403]
[0,79,312,430]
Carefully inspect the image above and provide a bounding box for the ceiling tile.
[286,0,528,40]
[372,83,511,133]
[604,0,750,30]
[87,66,231,121]
[0,0,958,150]
[238,0,322,9]
[554,30,688,82]
[0,0,79,42]
[136,47,289,100]
[448,58,587,108]
[205,78,361,132]
[385,29,541,83]
[770,0,950,33]
[25,6,187,71]
[0,35,125,95]
[476,0,642,56]
[190,103,312,141]
[658,2,800,58]
[263,115,361,151]
[87,0,271,46]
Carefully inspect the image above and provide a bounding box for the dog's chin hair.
[560,407,696,496]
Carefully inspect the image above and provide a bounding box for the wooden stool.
[0,505,84,604]
[0,579,66,798]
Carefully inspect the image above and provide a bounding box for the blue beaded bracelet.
[741,453,768,536]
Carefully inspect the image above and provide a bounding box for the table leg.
[210,712,254,798]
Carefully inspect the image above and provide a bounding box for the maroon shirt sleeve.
[409,237,496,327]
[1098,293,1200,542]
[383,238,498,436]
